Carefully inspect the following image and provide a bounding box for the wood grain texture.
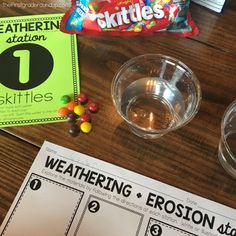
[191,2,236,52]
[0,0,236,226]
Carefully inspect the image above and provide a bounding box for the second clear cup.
[218,100,236,178]
[111,54,202,139]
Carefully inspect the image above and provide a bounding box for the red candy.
[88,102,99,113]
[61,0,199,37]
[78,93,88,104]
[80,113,91,123]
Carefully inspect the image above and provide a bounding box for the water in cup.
[112,54,201,139]
[121,77,185,131]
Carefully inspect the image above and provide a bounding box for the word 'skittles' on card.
[145,218,196,236]
[1,174,83,236]
[74,195,143,236]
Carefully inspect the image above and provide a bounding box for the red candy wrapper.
[61,0,199,36]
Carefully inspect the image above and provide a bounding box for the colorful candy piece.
[89,2,99,13]
[149,21,156,27]
[80,122,92,133]
[88,102,99,113]
[80,113,91,123]
[67,113,78,122]
[74,105,85,116]
[134,26,142,33]
[57,92,99,136]
[78,93,88,104]
[58,107,70,117]
[60,95,71,104]
[67,101,77,111]
[69,124,80,136]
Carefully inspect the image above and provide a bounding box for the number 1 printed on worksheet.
[1,173,83,236]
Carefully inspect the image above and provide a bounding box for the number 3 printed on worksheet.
[145,218,196,236]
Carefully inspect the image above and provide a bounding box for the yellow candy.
[74,105,85,116]
[80,122,92,134]
[134,26,142,32]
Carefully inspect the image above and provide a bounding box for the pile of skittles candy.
[58,93,99,136]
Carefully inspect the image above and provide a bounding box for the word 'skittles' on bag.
[60,0,199,36]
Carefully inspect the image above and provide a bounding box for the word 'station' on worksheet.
[0,141,235,236]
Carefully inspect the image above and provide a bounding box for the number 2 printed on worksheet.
[74,195,144,236]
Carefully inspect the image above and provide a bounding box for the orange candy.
[67,101,77,111]
[58,107,69,117]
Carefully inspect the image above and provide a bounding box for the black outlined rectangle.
[74,195,144,236]
[145,218,197,236]
[2,173,83,236]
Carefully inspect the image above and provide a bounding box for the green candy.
[61,95,71,104]
[93,5,99,12]
[150,21,156,27]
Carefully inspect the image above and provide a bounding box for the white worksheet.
[192,0,226,13]
[0,141,235,236]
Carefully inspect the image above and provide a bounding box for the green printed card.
[0,14,80,127]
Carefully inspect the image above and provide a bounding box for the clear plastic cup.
[218,100,236,178]
[111,54,201,139]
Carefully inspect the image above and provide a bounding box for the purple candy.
[67,113,78,123]
[69,124,80,136]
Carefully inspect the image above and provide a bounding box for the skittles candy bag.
[61,0,199,36]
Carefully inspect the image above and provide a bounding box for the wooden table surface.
[0,0,236,225]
